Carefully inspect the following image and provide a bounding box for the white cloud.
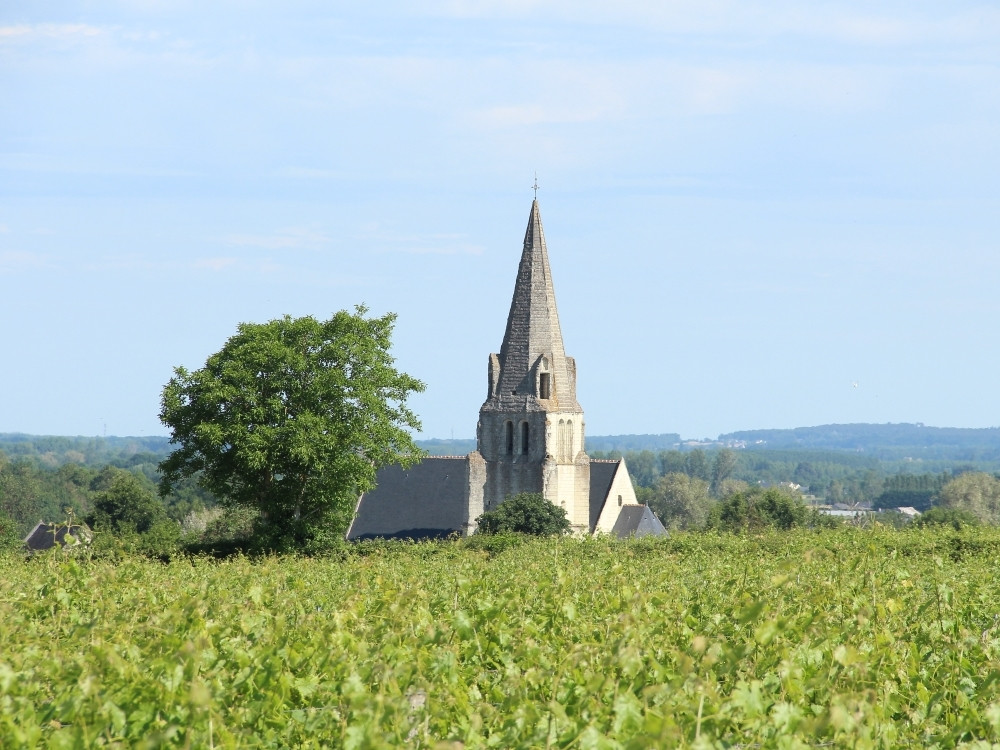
[223,228,330,250]
[0,23,106,42]
[357,225,483,255]
[275,166,345,179]
[194,257,239,271]
[427,1,1000,48]
[398,244,484,256]
[468,103,605,128]
[0,251,51,273]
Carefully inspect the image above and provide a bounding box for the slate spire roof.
[489,199,580,411]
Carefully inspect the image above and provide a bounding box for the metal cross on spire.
[532,173,539,200]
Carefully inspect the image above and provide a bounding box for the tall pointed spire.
[475,196,589,529]
[488,199,580,411]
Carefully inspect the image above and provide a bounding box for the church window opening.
[618,494,623,507]
[520,421,529,454]
[504,421,513,455]
[539,372,551,399]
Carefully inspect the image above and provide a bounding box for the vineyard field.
[4,529,1000,748]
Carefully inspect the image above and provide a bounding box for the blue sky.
[2,1,999,441]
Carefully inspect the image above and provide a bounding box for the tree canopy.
[645,472,713,531]
[475,493,571,536]
[87,467,167,535]
[158,308,425,549]
[937,472,1000,525]
[712,486,812,532]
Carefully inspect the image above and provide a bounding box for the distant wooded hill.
[4,424,999,465]
[720,424,1000,461]
[0,433,173,467]
[418,434,683,456]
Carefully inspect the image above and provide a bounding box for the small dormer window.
[539,372,551,399]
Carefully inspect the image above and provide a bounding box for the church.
[346,198,665,540]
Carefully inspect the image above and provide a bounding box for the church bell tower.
[473,199,591,531]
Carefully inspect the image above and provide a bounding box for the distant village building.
[347,199,665,540]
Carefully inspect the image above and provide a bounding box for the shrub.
[475,493,571,536]
[87,468,166,535]
[0,512,21,553]
[462,532,528,557]
[711,486,810,531]
[914,506,981,530]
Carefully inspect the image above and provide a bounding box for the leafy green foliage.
[475,492,571,536]
[938,472,1000,524]
[158,307,425,551]
[77,468,181,559]
[6,528,1000,745]
[0,451,213,538]
[875,472,947,511]
[646,472,714,530]
[0,511,19,552]
[590,443,993,508]
[87,467,167,535]
[913,505,981,530]
[712,486,812,531]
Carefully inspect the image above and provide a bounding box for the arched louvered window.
[539,372,551,399]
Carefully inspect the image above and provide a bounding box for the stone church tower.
[345,197,665,542]
[473,199,591,531]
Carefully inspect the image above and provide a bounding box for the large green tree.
[937,472,1000,524]
[87,467,166,535]
[710,449,738,495]
[158,308,425,548]
[713,486,810,531]
[647,472,714,530]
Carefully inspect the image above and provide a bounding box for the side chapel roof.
[611,505,668,539]
[346,457,469,540]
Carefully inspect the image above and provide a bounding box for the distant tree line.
[0,434,173,468]
[588,445,1000,531]
[0,451,213,538]
[6,422,1000,554]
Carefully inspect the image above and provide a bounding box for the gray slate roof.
[611,505,667,539]
[347,457,470,540]
[349,455,663,540]
[589,459,620,530]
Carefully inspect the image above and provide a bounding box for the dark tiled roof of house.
[23,522,92,552]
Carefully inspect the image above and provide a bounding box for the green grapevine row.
[3,528,1000,747]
